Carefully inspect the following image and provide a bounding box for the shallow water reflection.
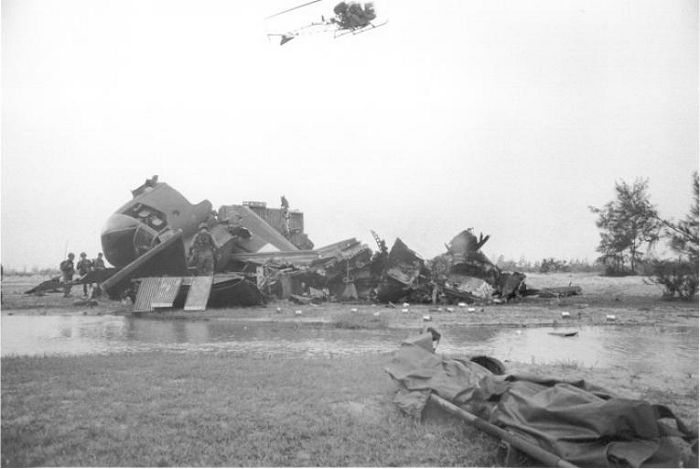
[438,325,698,380]
[1,315,697,381]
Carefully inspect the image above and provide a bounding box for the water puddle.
[0,315,400,357]
[437,325,698,381]
[1,315,697,382]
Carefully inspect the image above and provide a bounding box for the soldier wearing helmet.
[189,223,217,275]
[60,253,76,297]
[76,252,93,297]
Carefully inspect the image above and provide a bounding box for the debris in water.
[548,331,579,337]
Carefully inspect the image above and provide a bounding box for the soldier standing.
[189,223,217,275]
[76,252,93,297]
[281,195,290,237]
[92,253,106,297]
[60,253,76,298]
[94,253,106,271]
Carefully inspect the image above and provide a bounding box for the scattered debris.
[25,277,62,295]
[538,286,582,298]
[548,331,578,337]
[289,294,313,305]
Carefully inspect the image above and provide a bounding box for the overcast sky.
[2,0,698,270]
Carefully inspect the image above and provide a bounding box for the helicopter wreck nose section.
[101,214,140,268]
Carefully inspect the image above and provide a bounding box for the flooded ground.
[2,314,697,383]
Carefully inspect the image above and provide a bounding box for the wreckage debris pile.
[29,179,580,306]
[30,228,578,307]
[217,229,559,305]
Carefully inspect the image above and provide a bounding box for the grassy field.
[3,350,696,467]
[1,273,697,466]
[1,352,497,467]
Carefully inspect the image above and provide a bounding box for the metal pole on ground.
[428,394,577,468]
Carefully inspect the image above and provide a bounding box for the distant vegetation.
[645,173,699,300]
[591,173,698,300]
[2,266,60,277]
[495,256,601,274]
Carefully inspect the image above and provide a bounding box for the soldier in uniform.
[92,253,106,297]
[94,253,106,271]
[189,223,217,275]
[281,195,290,237]
[76,252,93,297]
[60,253,76,297]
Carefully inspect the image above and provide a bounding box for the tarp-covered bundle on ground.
[385,338,697,467]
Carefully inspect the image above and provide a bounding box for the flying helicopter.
[266,0,387,45]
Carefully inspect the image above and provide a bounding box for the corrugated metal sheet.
[218,205,299,252]
[150,277,183,308]
[133,277,161,312]
[184,276,213,311]
[230,238,369,267]
[247,206,304,233]
[232,250,324,266]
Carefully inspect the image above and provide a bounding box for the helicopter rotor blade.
[265,0,323,20]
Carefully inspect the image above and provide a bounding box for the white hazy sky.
[2,0,698,270]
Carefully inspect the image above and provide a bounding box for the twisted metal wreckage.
[28,177,581,311]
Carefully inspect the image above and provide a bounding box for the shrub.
[645,259,698,300]
[539,258,570,273]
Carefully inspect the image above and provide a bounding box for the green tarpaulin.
[386,341,696,467]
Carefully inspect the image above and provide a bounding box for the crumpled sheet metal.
[384,238,424,286]
[386,341,696,468]
[447,230,501,284]
[449,275,494,299]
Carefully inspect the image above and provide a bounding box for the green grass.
[1,352,498,467]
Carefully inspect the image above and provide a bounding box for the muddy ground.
[3,273,698,416]
[2,272,697,327]
[3,272,697,390]
[2,272,698,465]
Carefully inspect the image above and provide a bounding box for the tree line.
[589,173,698,299]
[494,256,601,273]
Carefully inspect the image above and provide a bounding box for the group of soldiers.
[59,252,106,298]
[55,217,239,296]
[56,224,223,298]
